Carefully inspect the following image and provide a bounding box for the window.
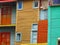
[49,0,60,6]
[16,33,22,42]
[33,0,39,8]
[31,31,37,43]
[40,10,48,20]
[17,1,23,10]
[31,24,38,43]
[32,24,38,31]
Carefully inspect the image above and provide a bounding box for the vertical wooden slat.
[6,7,12,25]
[0,9,1,25]
[1,32,10,45]
[1,7,7,25]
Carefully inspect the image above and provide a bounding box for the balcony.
[0,0,16,3]
[0,2,16,27]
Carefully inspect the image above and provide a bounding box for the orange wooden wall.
[37,20,48,43]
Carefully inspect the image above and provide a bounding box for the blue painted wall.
[48,6,60,45]
[0,27,15,45]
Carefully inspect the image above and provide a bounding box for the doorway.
[1,6,12,25]
[0,32,10,45]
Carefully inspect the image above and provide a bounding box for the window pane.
[53,0,60,4]
[34,0,38,7]
[34,1,38,7]
[31,31,37,43]
[16,33,21,41]
[32,24,38,30]
[18,1,22,9]
[40,10,48,20]
[32,40,37,43]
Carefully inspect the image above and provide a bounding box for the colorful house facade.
[37,0,48,44]
[16,0,39,45]
[0,0,39,45]
[0,0,16,45]
[0,0,49,45]
[48,0,60,45]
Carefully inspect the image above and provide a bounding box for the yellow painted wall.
[21,43,47,45]
[15,0,39,45]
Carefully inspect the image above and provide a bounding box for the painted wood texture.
[1,7,12,25]
[0,32,10,45]
[21,43,47,45]
[16,0,39,45]
[48,6,60,45]
[38,20,48,43]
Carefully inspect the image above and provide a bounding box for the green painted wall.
[48,6,60,45]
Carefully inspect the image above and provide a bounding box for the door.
[0,32,10,45]
[1,6,12,25]
[58,40,60,45]
[1,7,7,25]
[6,7,12,25]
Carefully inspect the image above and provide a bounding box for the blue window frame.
[17,1,23,10]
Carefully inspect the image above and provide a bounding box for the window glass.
[16,33,21,42]
[32,24,38,31]
[18,1,23,10]
[31,24,38,43]
[33,0,38,8]
[40,10,48,20]
[31,31,37,43]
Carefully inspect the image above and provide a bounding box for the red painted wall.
[0,0,16,2]
[37,20,48,43]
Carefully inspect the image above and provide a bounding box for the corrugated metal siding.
[38,20,48,43]
[48,6,60,45]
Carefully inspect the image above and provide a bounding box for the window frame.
[16,32,22,42]
[32,23,38,31]
[17,1,23,10]
[30,23,38,43]
[40,9,48,20]
[33,0,39,8]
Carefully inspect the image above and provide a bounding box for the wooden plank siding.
[15,0,39,45]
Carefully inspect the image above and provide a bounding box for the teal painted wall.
[48,6,60,45]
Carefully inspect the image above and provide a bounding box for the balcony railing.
[0,0,16,3]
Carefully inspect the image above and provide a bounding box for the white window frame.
[16,32,22,42]
[17,1,23,10]
[40,9,48,20]
[33,0,39,8]
[30,23,38,43]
